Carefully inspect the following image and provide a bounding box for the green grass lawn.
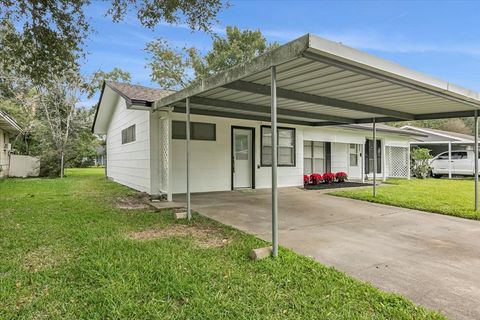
[332,178,480,220]
[0,168,444,319]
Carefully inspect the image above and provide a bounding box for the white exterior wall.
[169,114,411,194]
[0,128,9,178]
[171,113,303,194]
[105,96,152,193]
[103,105,412,194]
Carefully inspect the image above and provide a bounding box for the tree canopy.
[85,68,132,99]
[0,0,226,85]
[145,26,279,89]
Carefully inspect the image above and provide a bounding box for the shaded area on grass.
[331,178,480,220]
[0,168,445,319]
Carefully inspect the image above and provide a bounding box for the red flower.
[310,173,323,185]
[335,172,348,183]
[322,172,335,184]
[304,174,310,185]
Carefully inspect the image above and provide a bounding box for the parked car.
[430,150,479,177]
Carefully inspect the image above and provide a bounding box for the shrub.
[310,173,322,185]
[322,172,335,184]
[303,174,310,185]
[39,150,61,177]
[335,172,348,183]
[411,148,432,179]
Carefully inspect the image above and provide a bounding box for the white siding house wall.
[169,113,413,194]
[106,97,152,193]
[171,113,303,194]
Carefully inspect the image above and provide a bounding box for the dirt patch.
[23,246,69,272]
[115,192,150,210]
[127,224,231,248]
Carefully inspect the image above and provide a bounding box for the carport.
[154,34,480,257]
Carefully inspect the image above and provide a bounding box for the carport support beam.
[475,110,478,211]
[186,97,191,220]
[271,65,278,258]
[448,142,452,179]
[373,118,377,197]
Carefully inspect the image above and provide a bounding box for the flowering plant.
[322,172,335,184]
[303,174,310,185]
[310,173,322,185]
[335,172,348,183]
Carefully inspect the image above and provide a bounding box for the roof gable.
[92,81,174,134]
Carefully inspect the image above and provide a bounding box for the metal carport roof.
[153,33,480,124]
[152,33,480,258]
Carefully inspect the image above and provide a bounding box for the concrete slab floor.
[174,188,480,320]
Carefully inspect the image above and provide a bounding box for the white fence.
[385,146,409,178]
[9,154,40,177]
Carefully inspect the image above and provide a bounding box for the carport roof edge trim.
[153,33,480,113]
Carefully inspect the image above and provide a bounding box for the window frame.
[121,124,136,145]
[260,125,296,167]
[172,120,216,141]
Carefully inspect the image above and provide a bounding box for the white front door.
[233,128,253,189]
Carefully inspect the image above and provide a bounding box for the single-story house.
[94,145,106,166]
[0,110,21,178]
[93,81,421,198]
[93,33,480,256]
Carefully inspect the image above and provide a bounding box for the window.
[303,141,325,174]
[121,125,136,144]
[172,121,216,141]
[437,152,449,160]
[438,151,468,160]
[261,126,295,166]
[349,144,359,166]
[455,151,468,159]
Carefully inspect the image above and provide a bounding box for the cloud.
[316,31,480,56]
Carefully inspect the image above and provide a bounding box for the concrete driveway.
[175,187,480,319]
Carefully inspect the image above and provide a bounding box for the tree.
[65,107,99,168]
[390,118,474,136]
[36,74,83,178]
[85,68,132,99]
[145,26,279,89]
[0,0,226,85]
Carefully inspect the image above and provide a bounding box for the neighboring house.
[94,145,106,166]
[0,110,21,178]
[93,81,421,198]
[402,125,474,156]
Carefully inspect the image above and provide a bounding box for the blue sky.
[81,0,480,106]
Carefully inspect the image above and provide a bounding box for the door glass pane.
[313,142,324,158]
[304,141,312,158]
[235,134,249,160]
[437,152,449,160]
[304,158,312,174]
[314,158,324,173]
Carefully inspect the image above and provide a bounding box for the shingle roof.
[106,81,174,104]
